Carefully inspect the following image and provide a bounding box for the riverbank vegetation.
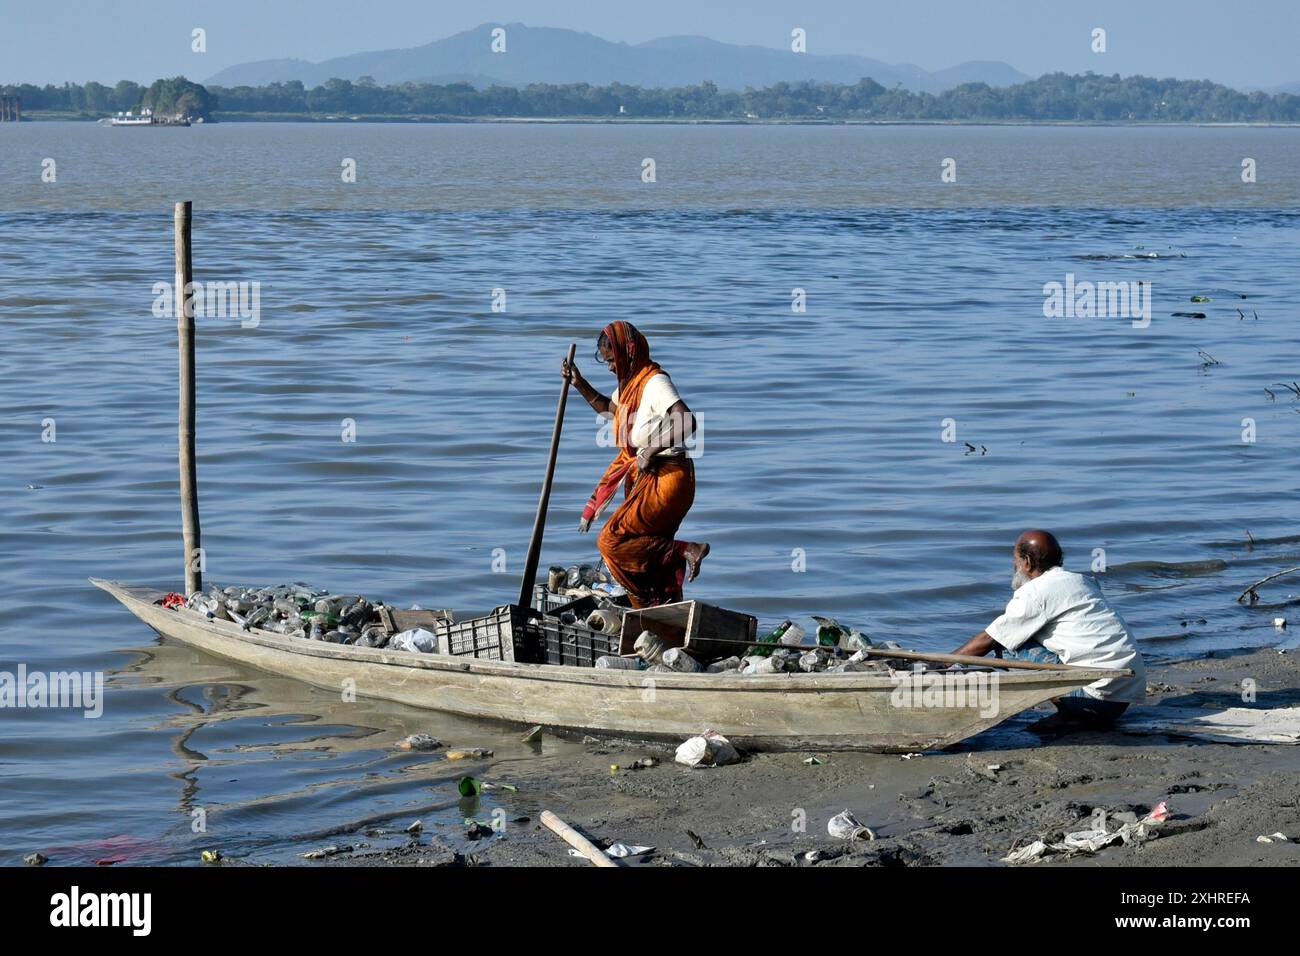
[5,72,1298,123]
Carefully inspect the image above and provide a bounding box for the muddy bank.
[321,648,1300,867]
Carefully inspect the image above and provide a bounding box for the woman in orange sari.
[561,322,709,608]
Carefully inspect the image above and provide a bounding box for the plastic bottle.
[585,608,622,633]
[595,655,643,670]
[633,630,669,664]
[750,619,806,657]
[661,647,702,673]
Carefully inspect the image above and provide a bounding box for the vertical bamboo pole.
[175,201,202,595]
[517,343,577,609]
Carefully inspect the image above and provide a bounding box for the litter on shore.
[675,730,739,767]
[1002,801,1169,864]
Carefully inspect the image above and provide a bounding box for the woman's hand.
[561,357,585,387]
[564,358,611,414]
[636,447,659,472]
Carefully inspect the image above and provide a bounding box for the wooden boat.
[93,578,1128,753]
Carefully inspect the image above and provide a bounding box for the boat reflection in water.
[101,630,563,865]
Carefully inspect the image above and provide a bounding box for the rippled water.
[2,122,1299,864]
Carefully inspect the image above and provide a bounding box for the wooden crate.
[617,601,757,661]
[379,605,452,635]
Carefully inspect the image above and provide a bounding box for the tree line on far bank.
[1,76,217,119]
[5,72,1298,122]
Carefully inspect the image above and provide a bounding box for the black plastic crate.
[436,605,542,663]
[532,585,630,617]
[538,617,619,667]
[532,585,572,614]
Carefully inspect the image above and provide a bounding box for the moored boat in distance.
[107,107,191,127]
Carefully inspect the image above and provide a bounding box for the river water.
[1,121,1298,864]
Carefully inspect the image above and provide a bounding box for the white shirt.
[985,567,1146,703]
[609,373,684,451]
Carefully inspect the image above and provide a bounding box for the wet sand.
[320,647,1300,867]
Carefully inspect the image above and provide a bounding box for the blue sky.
[2,0,1296,88]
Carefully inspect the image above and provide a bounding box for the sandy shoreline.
[313,646,1300,867]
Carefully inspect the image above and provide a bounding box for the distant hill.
[205,22,1030,93]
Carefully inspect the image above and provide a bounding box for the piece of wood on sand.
[540,810,619,867]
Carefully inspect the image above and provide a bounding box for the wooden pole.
[540,810,619,867]
[175,201,202,596]
[517,343,577,610]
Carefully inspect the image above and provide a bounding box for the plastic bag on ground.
[675,730,739,767]
[1002,800,1169,864]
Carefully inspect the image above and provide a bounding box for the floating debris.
[405,820,423,834]
[1256,832,1291,844]
[397,733,442,752]
[23,852,47,866]
[200,849,222,863]
[521,725,544,743]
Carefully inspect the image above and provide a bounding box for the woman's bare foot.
[683,542,710,582]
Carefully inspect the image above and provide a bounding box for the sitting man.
[953,529,1146,727]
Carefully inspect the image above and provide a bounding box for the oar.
[517,344,578,610]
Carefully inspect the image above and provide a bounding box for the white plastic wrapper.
[388,627,437,653]
[674,730,739,767]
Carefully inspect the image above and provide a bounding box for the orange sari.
[582,322,697,609]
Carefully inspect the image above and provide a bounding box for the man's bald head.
[1014,529,1064,575]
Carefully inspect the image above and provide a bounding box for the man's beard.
[1012,567,1031,591]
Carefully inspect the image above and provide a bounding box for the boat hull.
[92,579,1122,752]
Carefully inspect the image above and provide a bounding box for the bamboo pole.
[517,343,577,609]
[540,810,619,867]
[175,201,202,596]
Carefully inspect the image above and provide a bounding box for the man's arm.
[953,630,997,657]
